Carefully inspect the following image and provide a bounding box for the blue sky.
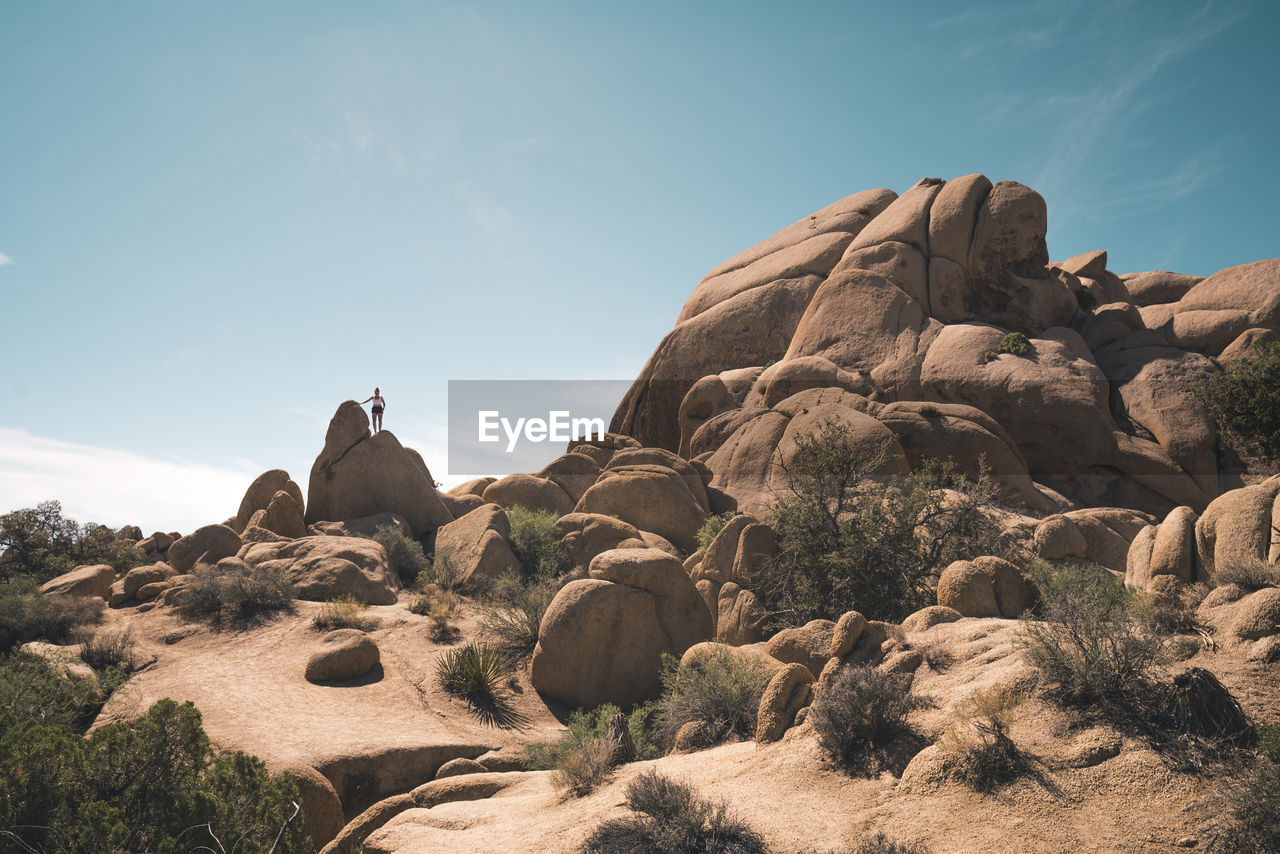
[1,0,1276,532]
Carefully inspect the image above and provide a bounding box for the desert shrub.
[751,419,1008,626]
[435,643,513,708]
[0,500,143,584]
[1196,340,1280,463]
[174,563,294,629]
[1214,558,1280,591]
[938,687,1027,792]
[524,703,660,771]
[312,595,378,632]
[1139,582,1208,635]
[1017,561,1164,705]
[695,512,734,552]
[411,588,461,642]
[74,626,138,673]
[373,524,430,587]
[478,571,556,660]
[808,664,929,775]
[1214,724,1280,853]
[819,833,932,854]
[507,506,571,579]
[655,649,771,751]
[998,332,1031,356]
[551,734,616,798]
[426,549,466,591]
[917,640,955,672]
[578,769,768,853]
[0,694,307,853]
[0,580,105,652]
[918,404,942,418]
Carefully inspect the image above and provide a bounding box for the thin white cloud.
[0,428,262,534]
[0,253,12,267]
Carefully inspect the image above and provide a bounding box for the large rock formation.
[611,174,1280,519]
[305,402,452,537]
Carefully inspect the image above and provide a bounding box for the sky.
[1,0,1277,532]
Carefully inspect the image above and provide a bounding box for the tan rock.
[1231,588,1280,641]
[39,564,114,600]
[900,605,963,634]
[242,535,398,604]
[765,619,836,678]
[434,757,487,779]
[537,453,602,504]
[1196,477,1280,582]
[755,663,814,744]
[555,512,642,569]
[830,611,868,658]
[305,629,381,683]
[574,465,708,553]
[716,583,768,646]
[1120,270,1202,306]
[447,477,496,498]
[698,514,752,583]
[1148,506,1198,582]
[168,525,242,573]
[1033,515,1087,560]
[235,469,304,533]
[937,556,1031,618]
[481,473,575,517]
[275,763,344,851]
[260,489,308,539]
[305,402,451,537]
[432,504,523,591]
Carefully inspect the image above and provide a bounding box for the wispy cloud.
[1084,148,1227,219]
[1033,2,1243,225]
[0,253,12,267]
[455,182,523,248]
[0,428,261,533]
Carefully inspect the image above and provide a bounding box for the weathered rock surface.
[432,504,523,590]
[241,535,399,604]
[306,402,451,537]
[40,564,115,600]
[306,629,381,683]
[168,525,243,573]
[530,548,713,709]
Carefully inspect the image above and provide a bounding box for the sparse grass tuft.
[74,627,138,674]
[312,594,378,632]
[0,580,104,651]
[552,735,616,798]
[478,571,556,660]
[412,588,461,642]
[1213,724,1280,853]
[425,549,466,592]
[578,770,769,852]
[938,687,1027,792]
[1214,558,1280,592]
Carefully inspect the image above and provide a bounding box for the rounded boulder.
[305,629,381,683]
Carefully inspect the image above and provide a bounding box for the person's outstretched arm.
[358,396,372,404]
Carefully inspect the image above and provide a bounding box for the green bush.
[751,419,1007,625]
[0,500,143,584]
[1196,340,1280,463]
[1016,561,1165,705]
[174,563,294,629]
[0,678,308,853]
[0,579,104,652]
[524,703,660,771]
[507,506,570,579]
[435,643,513,709]
[478,571,556,660]
[695,513,734,552]
[74,626,138,673]
[808,664,929,776]
[997,332,1031,356]
[373,524,430,587]
[0,651,101,732]
[655,649,771,751]
[1214,724,1280,853]
[578,770,768,853]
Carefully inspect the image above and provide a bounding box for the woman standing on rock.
[360,387,386,433]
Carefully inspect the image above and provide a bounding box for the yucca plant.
[435,642,513,709]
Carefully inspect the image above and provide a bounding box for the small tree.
[1196,340,1280,463]
[751,420,1007,625]
[0,500,142,584]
